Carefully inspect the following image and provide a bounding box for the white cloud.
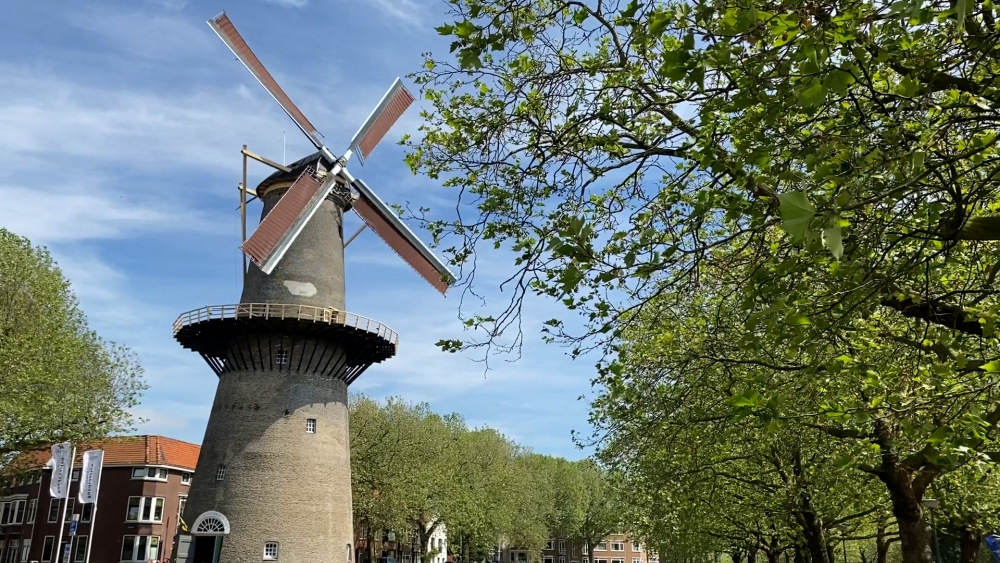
[366,0,429,27]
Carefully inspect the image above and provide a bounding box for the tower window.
[306,419,316,433]
[264,542,279,560]
[275,350,289,365]
[216,465,226,481]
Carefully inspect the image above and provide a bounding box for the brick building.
[0,436,199,563]
[504,534,659,563]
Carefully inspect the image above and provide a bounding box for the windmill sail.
[242,167,332,274]
[349,79,415,164]
[351,179,454,294]
[207,12,325,150]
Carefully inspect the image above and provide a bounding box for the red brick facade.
[0,436,199,563]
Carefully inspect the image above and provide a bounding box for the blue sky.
[0,0,599,460]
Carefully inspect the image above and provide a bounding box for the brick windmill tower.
[172,12,454,563]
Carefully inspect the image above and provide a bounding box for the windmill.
[173,12,454,563]
[208,11,454,293]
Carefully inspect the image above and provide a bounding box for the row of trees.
[349,396,620,562]
[0,229,146,468]
[402,0,1000,563]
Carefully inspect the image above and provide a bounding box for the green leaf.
[777,191,816,241]
[797,80,827,107]
[435,24,455,36]
[980,360,1000,372]
[649,13,671,36]
[928,426,950,445]
[458,49,483,70]
[957,0,968,30]
[622,0,643,19]
[824,222,843,260]
[573,9,589,24]
[785,313,811,326]
[454,20,478,39]
[520,27,535,42]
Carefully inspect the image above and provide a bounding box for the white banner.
[78,450,103,504]
[48,442,72,498]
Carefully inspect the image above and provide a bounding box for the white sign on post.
[77,450,103,504]
[48,442,72,498]
[61,542,71,563]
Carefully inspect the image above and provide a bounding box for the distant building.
[354,520,449,563]
[0,435,199,563]
[503,534,658,563]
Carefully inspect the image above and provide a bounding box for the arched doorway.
[189,511,230,563]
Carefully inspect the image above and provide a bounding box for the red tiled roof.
[14,435,200,471]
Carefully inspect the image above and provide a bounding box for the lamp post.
[921,499,942,563]
[837,524,848,563]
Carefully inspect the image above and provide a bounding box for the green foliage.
[349,396,621,558]
[407,0,1000,561]
[0,229,146,468]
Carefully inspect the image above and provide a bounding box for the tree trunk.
[732,550,744,563]
[794,545,808,563]
[871,421,935,563]
[876,519,892,563]
[960,521,983,563]
[749,548,758,563]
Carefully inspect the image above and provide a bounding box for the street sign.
[69,514,79,536]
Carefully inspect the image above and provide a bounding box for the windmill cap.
[255,150,337,194]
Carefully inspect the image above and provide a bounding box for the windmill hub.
[172,11,455,563]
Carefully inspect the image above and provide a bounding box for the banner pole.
[55,447,75,563]
[82,451,103,563]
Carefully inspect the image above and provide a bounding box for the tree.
[570,460,621,563]
[406,2,1000,563]
[0,229,146,467]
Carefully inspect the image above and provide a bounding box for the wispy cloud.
[263,0,309,7]
[368,0,429,27]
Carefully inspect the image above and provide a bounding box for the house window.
[182,472,192,485]
[125,497,165,523]
[71,469,80,482]
[545,558,554,563]
[633,558,642,563]
[275,349,289,365]
[583,559,589,563]
[81,503,93,523]
[65,499,75,517]
[74,537,87,563]
[178,496,188,520]
[6,541,18,563]
[217,465,227,481]
[596,544,607,552]
[131,467,168,481]
[611,559,624,563]
[306,419,317,433]
[120,536,160,562]
[41,537,55,562]
[47,500,59,523]
[631,544,641,552]
[611,543,625,552]
[264,542,279,560]
[26,498,37,523]
[559,541,566,555]
[546,540,555,551]
[560,558,566,563]
[19,540,30,563]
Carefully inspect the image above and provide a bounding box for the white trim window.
[125,497,165,523]
[559,541,566,555]
[611,559,624,563]
[131,467,168,482]
[26,498,37,524]
[560,557,566,563]
[178,496,188,520]
[19,540,30,563]
[546,540,554,551]
[71,469,80,482]
[595,544,607,553]
[6,541,17,563]
[216,465,227,481]
[633,558,642,563]
[544,558,554,563]
[47,500,59,523]
[120,536,160,562]
[41,537,55,562]
[264,542,279,560]
[81,503,93,523]
[181,472,192,485]
[306,419,317,434]
[631,543,641,552]
[611,543,625,552]
[73,538,88,563]
[0,500,25,524]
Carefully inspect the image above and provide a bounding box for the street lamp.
[921,499,942,563]
[837,524,848,563]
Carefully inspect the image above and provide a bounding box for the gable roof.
[12,435,200,471]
